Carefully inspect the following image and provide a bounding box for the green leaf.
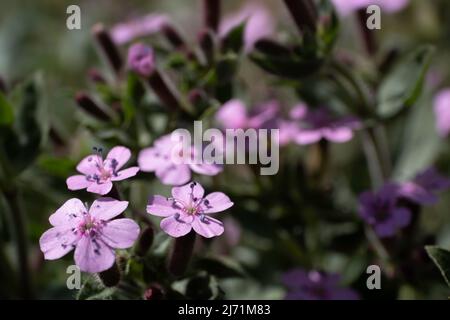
[425,245,450,287]
[3,76,47,176]
[0,92,14,126]
[376,46,434,118]
[221,22,245,53]
[250,40,323,79]
[122,73,144,125]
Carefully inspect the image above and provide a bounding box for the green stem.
[3,189,33,299]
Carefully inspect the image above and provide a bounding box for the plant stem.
[3,189,33,299]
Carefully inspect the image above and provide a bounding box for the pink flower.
[111,14,169,45]
[215,99,279,130]
[433,88,450,138]
[332,0,409,16]
[146,181,233,238]
[219,2,275,52]
[66,146,139,195]
[138,134,222,186]
[127,43,156,77]
[294,108,360,145]
[398,167,450,205]
[39,198,140,273]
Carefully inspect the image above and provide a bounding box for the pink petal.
[138,147,168,172]
[201,192,234,213]
[111,166,139,181]
[106,146,131,170]
[101,218,140,249]
[155,163,191,185]
[74,236,115,273]
[147,195,180,217]
[191,216,224,238]
[189,163,223,176]
[90,198,129,221]
[160,215,193,237]
[39,226,79,260]
[172,182,205,204]
[49,198,86,227]
[295,130,323,145]
[215,99,248,129]
[87,181,113,195]
[76,154,102,175]
[66,175,91,190]
[322,127,353,143]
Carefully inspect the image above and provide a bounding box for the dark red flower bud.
[87,68,106,84]
[143,284,164,300]
[136,226,154,257]
[203,0,221,32]
[168,231,196,276]
[283,0,317,34]
[75,92,111,121]
[98,261,121,287]
[92,23,123,76]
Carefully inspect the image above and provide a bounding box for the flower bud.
[203,0,221,32]
[283,0,317,34]
[168,231,196,276]
[92,23,123,76]
[98,261,121,287]
[127,43,156,78]
[75,92,111,121]
[136,226,154,257]
[143,284,164,300]
[161,24,186,51]
[87,68,106,84]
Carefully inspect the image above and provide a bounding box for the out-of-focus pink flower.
[294,108,360,145]
[138,134,222,186]
[146,181,233,238]
[39,198,140,273]
[67,146,139,195]
[127,43,156,77]
[332,0,409,16]
[434,88,450,138]
[111,14,169,45]
[219,2,275,52]
[282,269,359,300]
[359,184,411,238]
[215,99,279,130]
[398,167,450,205]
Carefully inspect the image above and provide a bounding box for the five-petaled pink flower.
[138,134,222,186]
[39,198,140,273]
[67,146,139,195]
[146,181,233,238]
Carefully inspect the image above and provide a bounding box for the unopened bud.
[203,0,221,32]
[283,0,317,34]
[92,23,123,76]
[87,68,106,84]
[136,226,154,257]
[168,231,196,276]
[127,43,156,78]
[75,92,111,121]
[199,29,214,65]
[98,261,121,287]
[143,284,164,300]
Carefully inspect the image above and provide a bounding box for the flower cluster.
[42,145,232,274]
[358,168,450,238]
